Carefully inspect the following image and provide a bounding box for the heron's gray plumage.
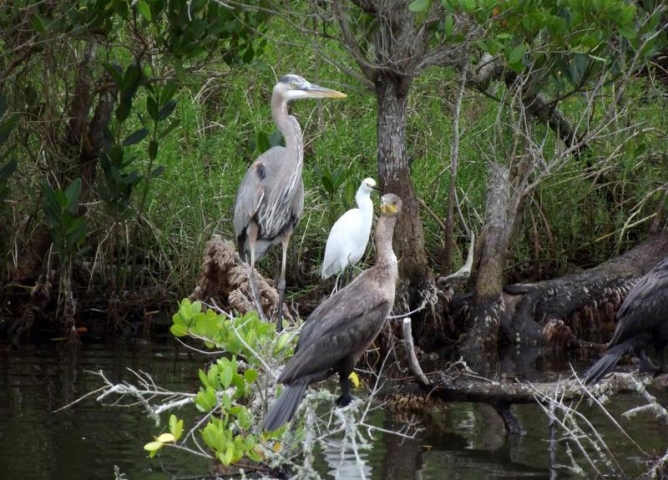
[261,193,402,431]
[233,147,304,259]
[584,256,668,384]
[232,74,346,330]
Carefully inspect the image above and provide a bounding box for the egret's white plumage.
[322,178,377,280]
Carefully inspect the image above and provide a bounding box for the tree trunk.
[376,73,430,299]
[461,163,515,357]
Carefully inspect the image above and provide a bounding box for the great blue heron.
[233,74,346,331]
[321,177,378,288]
[261,193,402,431]
[583,256,668,385]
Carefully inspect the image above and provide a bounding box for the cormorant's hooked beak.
[381,201,399,215]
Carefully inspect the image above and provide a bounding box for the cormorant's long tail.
[261,382,308,431]
[583,333,653,385]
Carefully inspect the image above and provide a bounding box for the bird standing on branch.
[584,256,668,385]
[261,193,403,431]
[321,177,378,289]
[233,74,346,331]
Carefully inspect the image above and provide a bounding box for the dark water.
[0,340,666,480]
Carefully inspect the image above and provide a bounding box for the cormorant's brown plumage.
[584,256,668,385]
[261,193,402,431]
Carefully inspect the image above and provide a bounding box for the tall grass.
[132,34,668,300]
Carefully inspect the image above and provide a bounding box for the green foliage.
[157,299,297,466]
[443,0,664,90]
[0,0,273,305]
[144,414,183,458]
[171,298,287,359]
[0,159,17,204]
[42,179,88,265]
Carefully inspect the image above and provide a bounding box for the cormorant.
[584,256,668,385]
[261,193,402,431]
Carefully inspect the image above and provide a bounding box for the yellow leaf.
[273,442,282,453]
[348,371,360,388]
[156,433,175,443]
[144,441,163,452]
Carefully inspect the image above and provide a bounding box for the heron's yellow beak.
[381,203,399,215]
[306,85,347,99]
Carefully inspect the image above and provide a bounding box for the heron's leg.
[276,232,291,332]
[247,224,268,323]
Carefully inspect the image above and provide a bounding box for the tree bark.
[376,73,429,290]
[462,163,515,356]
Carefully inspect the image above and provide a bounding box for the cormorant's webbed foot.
[638,351,660,375]
[335,394,353,407]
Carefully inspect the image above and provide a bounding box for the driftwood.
[397,317,668,435]
[437,234,668,350]
[189,235,291,320]
[395,365,668,435]
[503,233,668,344]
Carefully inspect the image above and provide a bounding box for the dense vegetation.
[1,0,667,345]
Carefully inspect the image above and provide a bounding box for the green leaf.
[408,0,430,11]
[618,26,636,40]
[244,368,258,384]
[157,100,177,121]
[0,113,19,144]
[136,0,152,21]
[169,414,183,440]
[444,15,454,37]
[274,332,292,353]
[147,96,159,122]
[160,82,178,105]
[144,441,163,452]
[156,433,175,443]
[223,445,234,466]
[148,140,158,160]
[0,159,17,183]
[220,364,233,389]
[508,43,528,66]
[65,178,82,213]
[170,324,188,337]
[122,128,148,146]
[198,368,209,387]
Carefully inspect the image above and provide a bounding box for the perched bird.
[321,177,378,287]
[261,193,402,431]
[233,74,346,331]
[584,256,668,385]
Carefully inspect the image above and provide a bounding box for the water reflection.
[0,341,665,479]
[321,437,373,479]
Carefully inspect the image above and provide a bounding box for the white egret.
[321,177,378,288]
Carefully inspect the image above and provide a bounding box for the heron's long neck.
[374,216,398,268]
[272,95,303,177]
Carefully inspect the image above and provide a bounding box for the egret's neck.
[375,215,398,268]
[272,94,303,174]
[356,190,374,219]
